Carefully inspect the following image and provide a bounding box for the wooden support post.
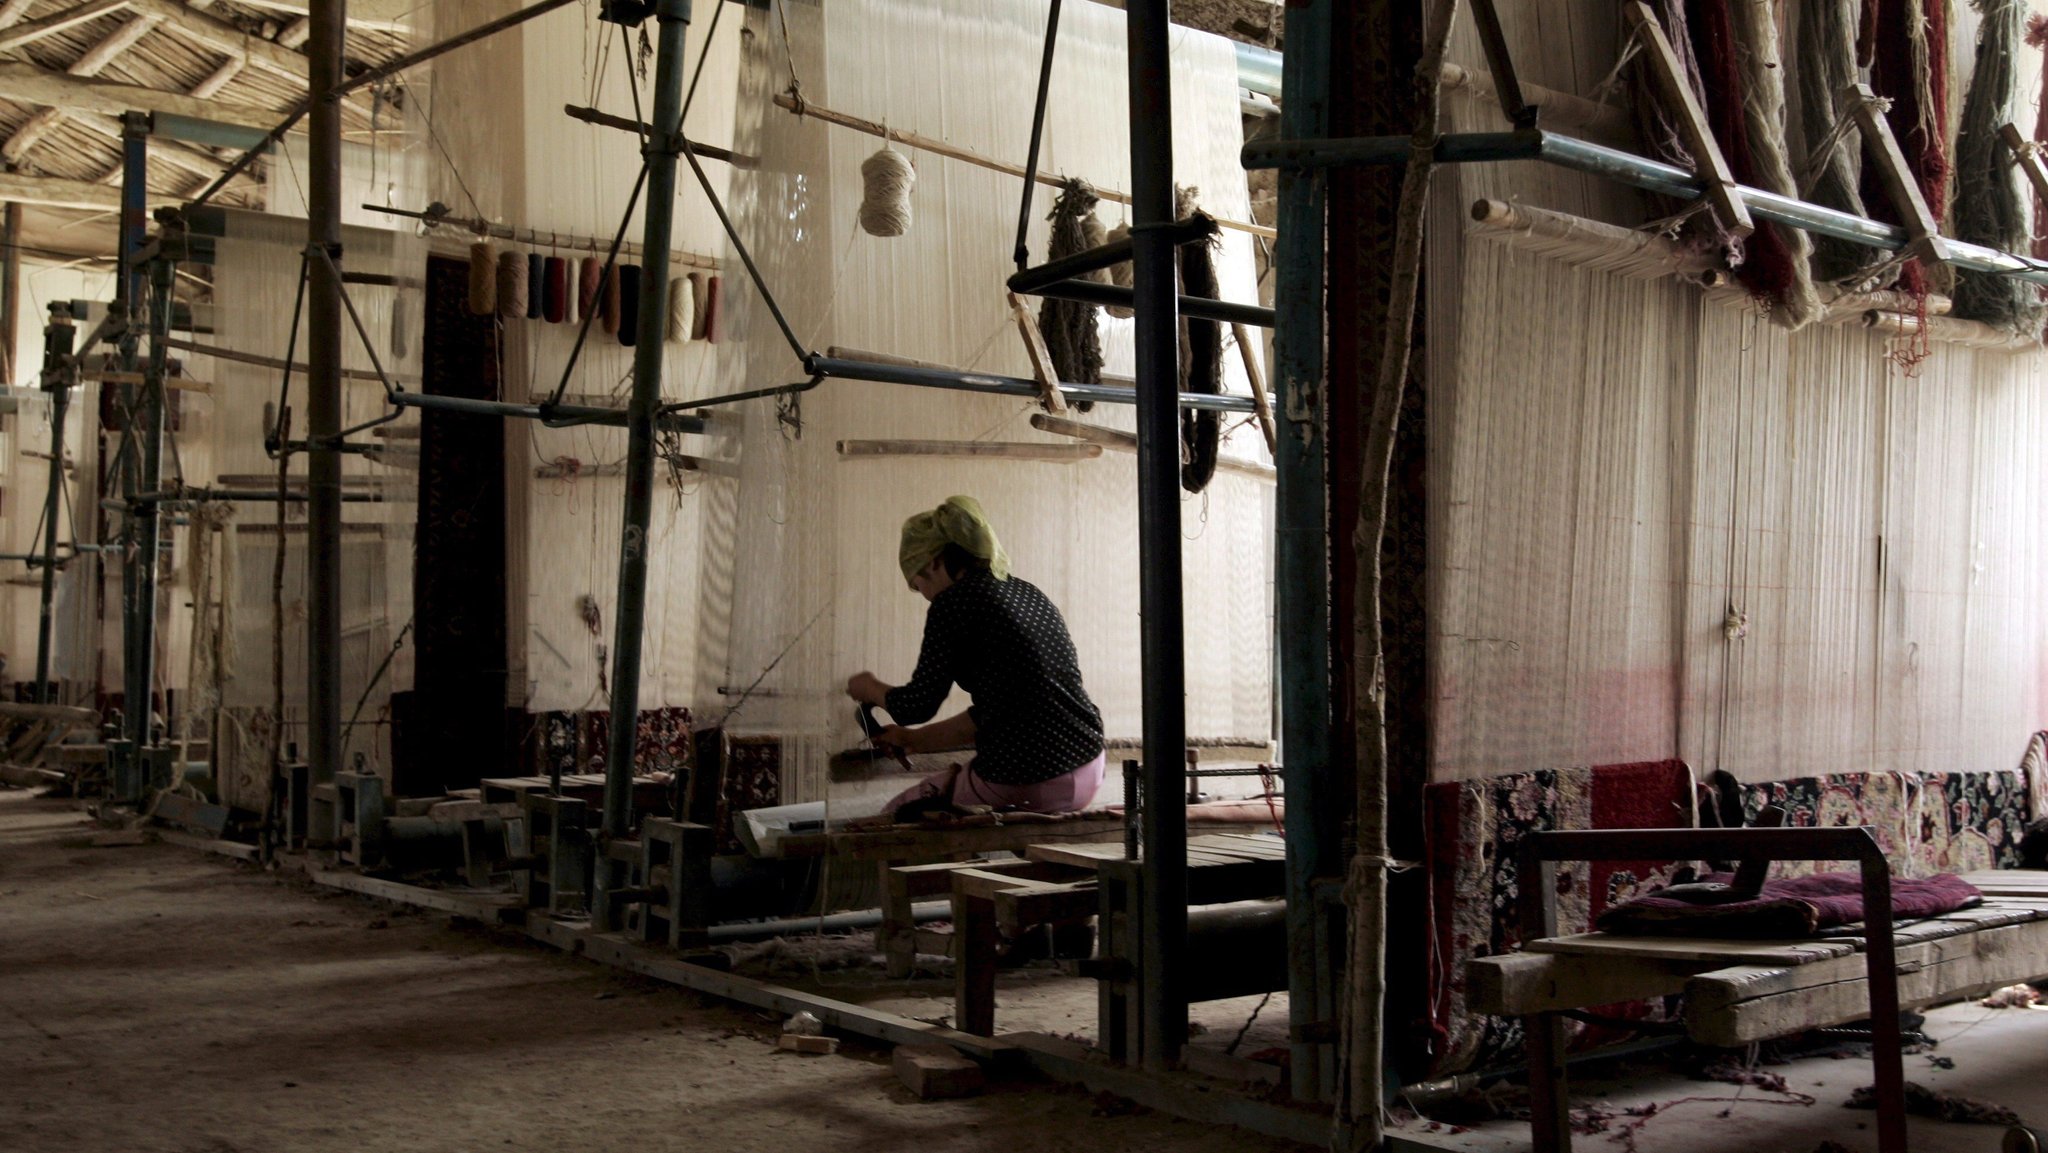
[1230,322,1277,455]
[952,888,1000,1036]
[1006,289,1068,415]
[1848,82,1951,264]
[1623,1,1753,236]
[1519,856,1573,1153]
[2000,123,2048,215]
[881,860,916,978]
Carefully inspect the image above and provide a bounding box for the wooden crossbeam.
[0,168,118,211]
[1846,82,1951,264]
[5,13,164,165]
[1006,289,1069,415]
[0,62,277,130]
[1999,122,2048,217]
[1623,1,1753,235]
[0,0,130,55]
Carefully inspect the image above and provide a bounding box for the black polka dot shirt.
[884,568,1105,786]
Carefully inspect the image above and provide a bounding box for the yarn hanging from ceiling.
[1628,0,1741,268]
[1949,0,2041,330]
[1687,0,1820,326]
[579,255,603,321]
[857,147,915,237]
[1037,178,1105,406]
[2032,16,2048,267]
[1176,186,1221,492]
[543,256,567,323]
[468,239,497,315]
[667,275,694,343]
[702,275,721,343]
[526,253,544,320]
[496,249,527,319]
[1863,0,1952,296]
[1796,0,1871,282]
[619,263,642,346]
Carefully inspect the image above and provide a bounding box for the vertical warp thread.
[1950,0,2040,329]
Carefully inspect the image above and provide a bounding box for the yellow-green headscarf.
[898,495,1011,582]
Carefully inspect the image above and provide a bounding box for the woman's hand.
[873,724,923,755]
[845,671,891,707]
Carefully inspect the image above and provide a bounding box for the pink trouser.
[885,751,1106,816]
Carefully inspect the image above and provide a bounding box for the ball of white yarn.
[858,147,915,238]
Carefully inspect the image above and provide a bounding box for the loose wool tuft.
[496,250,527,319]
[468,240,497,315]
[857,147,915,237]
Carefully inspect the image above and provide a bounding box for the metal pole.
[31,304,75,705]
[306,0,346,838]
[128,237,172,759]
[331,0,577,98]
[1126,0,1187,1072]
[593,0,694,932]
[116,114,149,763]
[1271,0,1337,1104]
[1011,0,1061,270]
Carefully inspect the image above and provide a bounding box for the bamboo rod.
[836,437,1102,462]
[1862,309,2041,351]
[360,203,721,270]
[1438,62,1634,141]
[826,344,1137,388]
[773,93,1277,241]
[161,336,412,385]
[1230,323,1278,455]
[1469,197,1726,280]
[1030,412,1274,480]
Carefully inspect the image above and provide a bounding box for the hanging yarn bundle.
[1176,186,1222,493]
[526,253,544,320]
[667,275,694,343]
[602,262,622,335]
[579,256,603,322]
[1950,0,2042,330]
[1103,221,1135,318]
[2032,16,2048,267]
[1796,0,1871,282]
[1689,0,1821,327]
[687,272,708,339]
[1626,0,1743,269]
[496,249,528,319]
[1863,0,1952,296]
[619,264,642,347]
[857,147,915,237]
[468,239,498,315]
[543,256,568,323]
[1038,178,1105,406]
[702,275,722,343]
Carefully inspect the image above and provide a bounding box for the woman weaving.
[845,495,1106,816]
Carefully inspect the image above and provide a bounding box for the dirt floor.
[0,790,1302,1153]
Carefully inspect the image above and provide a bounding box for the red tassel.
[543,257,567,323]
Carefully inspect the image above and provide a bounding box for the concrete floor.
[0,789,1300,1153]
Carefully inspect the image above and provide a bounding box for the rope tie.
[1589,29,1645,106]
[1799,93,1892,197]
[857,147,915,237]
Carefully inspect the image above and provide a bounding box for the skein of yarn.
[525,253,544,320]
[496,250,527,319]
[667,276,694,343]
[618,264,642,347]
[1103,223,1134,318]
[687,272,708,339]
[543,257,567,323]
[578,256,602,321]
[468,240,497,315]
[857,147,915,237]
[601,263,621,335]
[702,276,722,343]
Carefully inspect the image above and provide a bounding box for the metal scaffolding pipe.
[116,117,151,764]
[128,233,174,754]
[331,0,577,99]
[1271,0,1338,1104]
[31,304,74,704]
[1127,0,1188,1073]
[1023,277,1275,328]
[306,0,346,837]
[594,0,694,933]
[389,390,706,432]
[805,353,1257,414]
[1240,129,2048,286]
[1006,214,1216,295]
